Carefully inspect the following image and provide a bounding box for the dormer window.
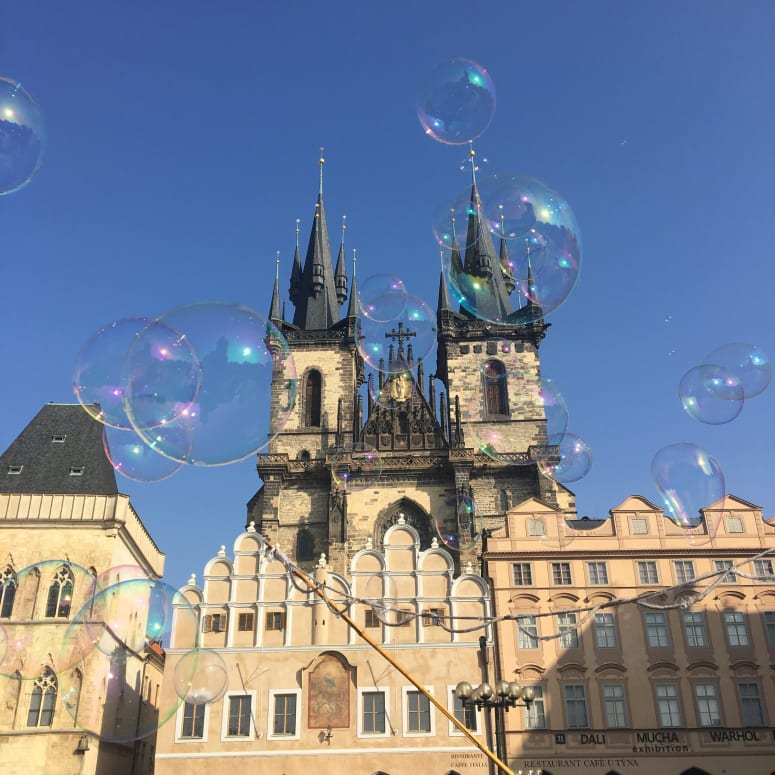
[7,465,22,475]
[51,435,67,443]
[69,466,84,476]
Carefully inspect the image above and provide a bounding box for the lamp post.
[455,638,535,775]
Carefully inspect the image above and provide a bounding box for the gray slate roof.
[0,403,119,495]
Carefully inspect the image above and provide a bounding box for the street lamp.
[455,675,535,775]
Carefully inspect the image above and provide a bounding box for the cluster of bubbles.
[0,76,45,195]
[0,561,226,743]
[679,342,771,425]
[418,59,582,327]
[73,302,297,482]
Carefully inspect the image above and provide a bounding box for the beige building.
[486,494,775,775]
[0,403,168,775]
[155,518,495,774]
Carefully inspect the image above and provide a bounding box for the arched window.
[27,668,57,727]
[45,565,74,618]
[1,566,16,618]
[305,370,322,427]
[296,529,315,562]
[482,360,509,417]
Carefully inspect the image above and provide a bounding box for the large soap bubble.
[417,58,496,145]
[701,343,771,399]
[0,76,45,195]
[679,365,744,425]
[103,425,184,482]
[173,648,228,705]
[538,433,592,484]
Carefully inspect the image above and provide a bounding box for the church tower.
[249,156,574,577]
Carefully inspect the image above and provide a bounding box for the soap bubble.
[679,365,744,425]
[73,317,200,430]
[538,433,592,484]
[369,362,416,408]
[417,58,496,145]
[0,76,45,195]
[651,443,725,529]
[129,303,297,465]
[103,425,184,482]
[701,343,771,399]
[332,443,382,490]
[173,648,228,705]
[434,493,482,552]
[359,275,408,322]
[0,560,96,679]
[432,188,483,251]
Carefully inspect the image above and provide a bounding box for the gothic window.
[1,566,16,618]
[304,370,322,427]
[27,669,57,727]
[45,565,74,618]
[376,508,432,551]
[482,360,509,417]
[296,529,314,562]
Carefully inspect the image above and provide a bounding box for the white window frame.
[267,688,301,741]
[357,686,391,738]
[551,562,573,586]
[737,681,766,726]
[645,612,670,648]
[594,612,617,648]
[725,516,744,533]
[176,700,210,743]
[694,682,722,727]
[221,690,256,741]
[754,559,775,581]
[587,561,609,585]
[448,685,481,736]
[602,683,628,728]
[523,684,546,730]
[723,610,749,647]
[655,682,682,728]
[637,561,659,584]
[518,615,539,649]
[402,685,435,737]
[630,517,649,535]
[674,561,695,583]
[682,611,708,648]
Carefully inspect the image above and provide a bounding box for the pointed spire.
[346,249,360,318]
[289,218,302,304]
[437,267,452,313]
[498,206,516,294]
[334,215,348,306]
[269,251,282,323]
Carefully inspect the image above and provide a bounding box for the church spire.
[289,218,302,305]
[269,251,282,324]
[288,150,341,330]
[346,249,360,318]
[334,215,348,306]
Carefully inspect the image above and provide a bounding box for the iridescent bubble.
[130,303,297,465]
[417,58,496,145]
[679,365,744,425]
[651,443,725,528]
[538,513,577,550]
[73,317,201,429]
[357,298,437,372]
[0,76,45,195]
[331,443,382,490]
[0,560,97,679]
[530,375,569,440]
[368,363,416,408]
[434,493,483,552]
[173,648,228,705]
[432,189,483,251]
[360,573,410,626]
[359,274,408,322]
[103,425,184,482]
[702,343,771,399]
[538,433,592,484]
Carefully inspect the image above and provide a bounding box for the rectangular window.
[362,691,386,734]
[51,434,67,443]
[603,684,628,728]
[764,611,775,646]
[558,612,579,648]
[512,562,533,586]
[726,516,744,533]
[69,466,84,476]
[645,612,670,648]
[637,561,659,584]
[682,611,708,648]
[181,702,206,738]
[518,615,539,649]
[694,683,722,727]
[6,465,22,474]
[551,562,573,586]
[738,682,765,726]
[723,611,749,646]
[238,612,254,632]
[227,696,252,737]
[564,684,588,729]
[452,693,478,732]
[407,690,432,733]
[527,519,545,537]
[272,693,297,736]
[674,561,695,583]
[714,559,736,583]
[524,685,546,729]
[587,562,609,585]
[594,613,617,648]
[365,609,380,628]
[655,683,682,727]
[266,612,285,631]
[754,559,775,581]
[211,613,225,633]
[630,517,649,534]
[422,608,444,627]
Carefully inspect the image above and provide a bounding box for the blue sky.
[1,1,773,589]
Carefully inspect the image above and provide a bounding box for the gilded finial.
[352,247,357,276]
[319,146,325,195]
[275,251,280,279]
[341,214,346,234]
[499,204,505,236]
